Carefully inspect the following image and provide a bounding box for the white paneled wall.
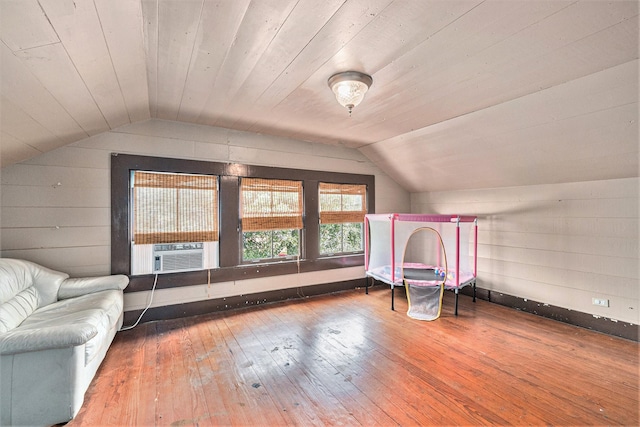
[412,178,639,324]
[0,119,410,310]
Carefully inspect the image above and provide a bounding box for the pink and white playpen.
[364,213,478,316]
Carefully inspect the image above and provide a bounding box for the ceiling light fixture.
[328,71,373,116]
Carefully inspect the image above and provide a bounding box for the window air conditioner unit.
[152,242,204,274]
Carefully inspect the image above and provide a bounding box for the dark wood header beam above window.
[111,153,375,292]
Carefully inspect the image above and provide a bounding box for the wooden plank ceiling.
[0,0,637,192]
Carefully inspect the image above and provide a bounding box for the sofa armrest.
[0,323,98,355]
[58,275,129,300]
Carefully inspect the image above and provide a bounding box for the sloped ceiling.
[1,0,637,192]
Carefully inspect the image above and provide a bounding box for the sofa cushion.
[27,290,123,328]
[58,275,129,299]
[0,258,68,308]
[0,259,70,333]
[1,290,123,357]
[0,322,98,355]
[0,259,34,304]
[0,287,40,333]
[21,289,124,364]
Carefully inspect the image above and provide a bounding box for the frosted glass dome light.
[328,71,373,116]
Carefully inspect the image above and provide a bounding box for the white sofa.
[0,258,129,426]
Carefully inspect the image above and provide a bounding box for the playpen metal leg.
[473,280,477,302]
[391,286,395,310]
[454,289,459,316]
[365,277,369,294]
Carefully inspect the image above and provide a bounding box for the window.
[111,154,375,284]
[240,178,303,262]
[132,171,219,244]
[318,183,367,255]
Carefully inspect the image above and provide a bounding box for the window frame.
[239,177,304,264]
[111,154,375,293]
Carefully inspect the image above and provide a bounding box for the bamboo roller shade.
[240,178,303,231]
[318,182,367,224]
[133,171,219,244]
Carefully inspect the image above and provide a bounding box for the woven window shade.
[240,178,303,231]
[133,171,218,244]
[319,183,367,224]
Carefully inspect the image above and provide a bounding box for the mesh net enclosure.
[405,285,444,321]
[401,227,447,321]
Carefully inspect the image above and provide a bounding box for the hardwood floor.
[68,286,639,426]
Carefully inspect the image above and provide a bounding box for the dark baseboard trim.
[459,286,638,342]
[123,278,366,327]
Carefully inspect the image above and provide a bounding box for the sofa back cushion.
[0,259,68,333]
[0,287,40,333]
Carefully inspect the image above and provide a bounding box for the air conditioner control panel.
[153,242,204,252]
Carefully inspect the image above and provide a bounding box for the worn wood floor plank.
[154,318,211,425]
[345,288,636,425]
[184,315,234,426]
[299,291,516,425]
[223,310,355,426]
[266,293,439,425]
[263,310,426,426]
[208,315,290,426]
[221,316,323,425]
[324,290,570,424]
[68,287,639,426]
[246,307,397,426]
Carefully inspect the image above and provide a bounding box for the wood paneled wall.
[412,178,639,324]
[0,119,410,311]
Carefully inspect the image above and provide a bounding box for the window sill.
[318,252,364,259]
[126,254,364,293]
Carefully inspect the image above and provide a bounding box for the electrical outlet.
[592,298,609,307]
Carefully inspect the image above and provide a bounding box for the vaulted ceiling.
[1,0,638,192]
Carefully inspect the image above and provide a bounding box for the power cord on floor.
[120,273,158,331]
